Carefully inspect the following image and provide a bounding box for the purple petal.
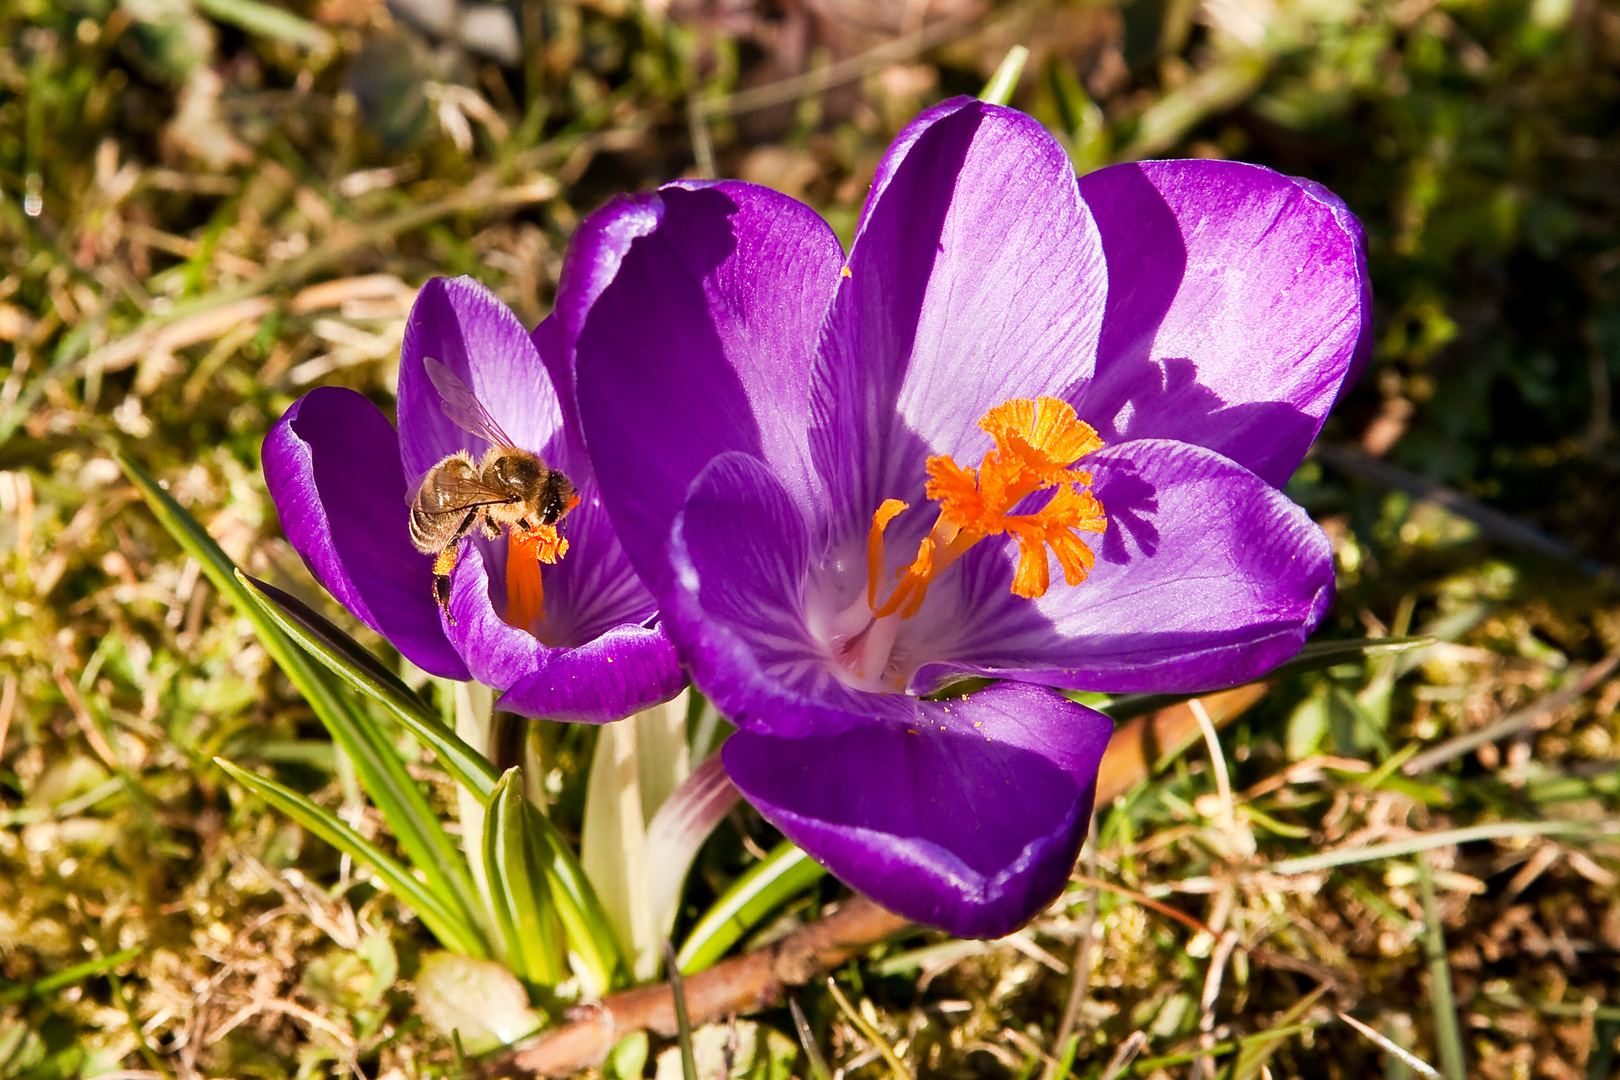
[442,540,683,723]
[397,276,567,485]
[722,681,1112,938]
[911,439,1335,696]
[530,315,588,470]
[811,98,1106,542]
[571,182,844,595]
[663,452,857,739]
[262,387,469,680]
[1076,159,1371,487]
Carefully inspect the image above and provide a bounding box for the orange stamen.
[514,521,569,564]
[978,397,1104,485]
[867,499,909,608]
[869,396,1107,617]
[1003,486,1105,597]
[504,523,570,632]
[873,535,935,619]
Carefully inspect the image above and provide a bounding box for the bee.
[409,358,577,623]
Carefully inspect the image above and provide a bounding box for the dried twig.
[1402,645,1620,775]
[1046,817,1098,1076]
[685,10,982,177]
[693,13,985,122]
[497,896,911,1076]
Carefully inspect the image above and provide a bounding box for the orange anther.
[874,535,935,619]
[868,397,1107,615]
[867,499,909,608]
[513,522,569,564]
[978,397,1104,485]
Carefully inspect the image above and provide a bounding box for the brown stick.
[500,896,910,1075]
[494,685,1268,1077]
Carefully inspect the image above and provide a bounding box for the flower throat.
[832,396,1107,688]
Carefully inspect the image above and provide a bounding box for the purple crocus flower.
[262,276,684,723]
[555,99,1369,938]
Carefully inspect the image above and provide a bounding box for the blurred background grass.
[1,0,1619,1076]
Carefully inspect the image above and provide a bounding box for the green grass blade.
[666,941,699,1080]
[1047,1033,1079,1080]
[789,997,834,1080]
[1268,820,1604,874]
[0,947,142,1005]
[215,758,486,957]
[676,841,827,975]
[1416,858,1467,1080]
[483,769,565,988]
[238,572,499,801]
[1097,636,1434,721]
[193,0,332,50]
[118,451,485,940]
[978,45,1030,106]
[529,809,627,995]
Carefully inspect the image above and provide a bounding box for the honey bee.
[409,358,576,623]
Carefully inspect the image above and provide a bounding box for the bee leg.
[432,547,459,623]
[433,510,481,624]
[480,512,502,540]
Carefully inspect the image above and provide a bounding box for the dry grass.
[1,0,1618,1076]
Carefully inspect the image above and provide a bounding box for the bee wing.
[424,356,522,449]
[419,467,518,513]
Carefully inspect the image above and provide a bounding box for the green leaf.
[118,451,486,948]
[482,769,566,988]
[215,758,487,956]
[238,572,499,801]
[529,808,628,996]
[1286,680,1330,761]
[1047,58,1110,173]
[978,45,1030,107]
[193,0,332,50]
[1327,683,1390,758]
[676,842,827,975]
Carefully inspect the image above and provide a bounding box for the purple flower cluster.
[265,97,1369,938]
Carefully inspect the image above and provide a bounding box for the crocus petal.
[911,439,1334,696]
[812,98,1106,541]
[572,182,844,597]
[530,315,588,469]
[1076,159,1371,487]
[263,386,470,680]
[722,681,1112,939]
[397,276,567,484]
[663,452,860,739]
[442,540,683,723]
